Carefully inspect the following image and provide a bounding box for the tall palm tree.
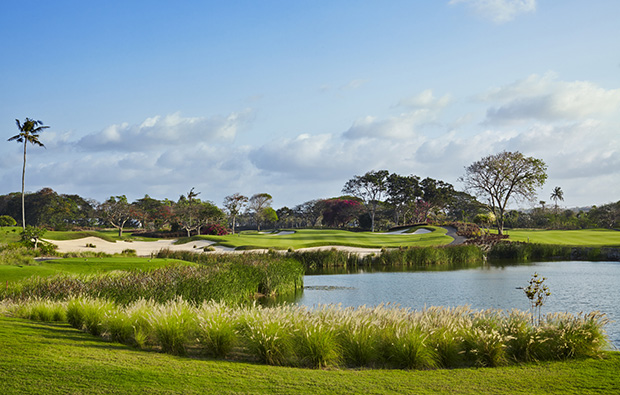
[550,186,564,212]
[8,118,49,229]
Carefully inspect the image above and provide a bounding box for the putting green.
[185,226,453,250]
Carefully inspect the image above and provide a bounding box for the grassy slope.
[0,257,189,283]
[503,229,620,247]
[188,227,452,250]
[0,316,618,395]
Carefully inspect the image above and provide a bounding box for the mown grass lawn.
[0,316,618,395]
[502,228,620,247]
[187,226,452,250]
[0,257,188,283]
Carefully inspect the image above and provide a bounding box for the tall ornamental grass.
[7,300,610,370]
[1,259,304,304]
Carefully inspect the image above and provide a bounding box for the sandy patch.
[379,228,432,235]
[269,231,295,236]
[45,237,218,256]
[294,245,381,256]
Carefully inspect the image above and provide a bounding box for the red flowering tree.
[321,198,363,228]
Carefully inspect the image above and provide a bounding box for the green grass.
[184,227,452,250]
[0,316,618,394]
[0,226,22,243]
[501,229,620,247]
[0,257,186,283]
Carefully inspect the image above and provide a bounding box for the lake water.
[290,261,620,349]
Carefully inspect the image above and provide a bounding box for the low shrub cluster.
[7,299,609,369]
[1,257,304,305]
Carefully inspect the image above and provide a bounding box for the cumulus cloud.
[482,73,620,124]
[343,90,451,140]
[396,89,453,109]
[77,110,254,152]
[449,0,536,23]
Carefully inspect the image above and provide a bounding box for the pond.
[288,261,620,349]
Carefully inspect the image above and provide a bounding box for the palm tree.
[550,186,564,212]
[8,118,49,229]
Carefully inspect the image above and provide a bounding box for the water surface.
[292,261,620,349]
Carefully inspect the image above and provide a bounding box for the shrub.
[0,215,17,226]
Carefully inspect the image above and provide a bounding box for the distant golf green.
[502,228,620,246]
[0,257,188,283]
[185,226,452,250]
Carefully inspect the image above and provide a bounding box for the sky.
[1,0,619,210]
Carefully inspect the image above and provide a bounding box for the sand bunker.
[45,237,229,256]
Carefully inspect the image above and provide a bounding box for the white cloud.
[397,89,453,109]
[77,110,254,152]
[482,73,620,124]
[343,90,451,140]
[449,0,536,23]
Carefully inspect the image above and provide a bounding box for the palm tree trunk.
[21,141,27,230]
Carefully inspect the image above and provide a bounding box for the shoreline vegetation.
[2,298,610,370]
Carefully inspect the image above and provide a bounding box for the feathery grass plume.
[238,304,295,366]
[500,309,538,362]
[15,299,67,322]
[337,306,382,367]
[82,298,115,336]
[66,297,115,335]
[103,299,155,348]
[195,301,238,358]
[292,305,341,368]
[383,324,438,369]
[147,298,196,356]
[464,327,510,367]
[539,311,610,360]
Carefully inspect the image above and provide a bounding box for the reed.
[1,259,303,305]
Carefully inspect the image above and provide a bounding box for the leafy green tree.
[0,215,17,226]
[262,207,278,228]
[20,225,46,249]
[460,151,547,235]
[197,201,225,235]
[99,195,134,237]
[387,173,421,226]
[293,199,324,228]
[342,170,389,232]
[248,193,273,231]
[8,118,49,229]
[175,188,202,237]
[223,193,248,234]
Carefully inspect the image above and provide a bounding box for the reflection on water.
[276,261,620,349]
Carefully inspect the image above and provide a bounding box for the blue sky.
[1,0,619,209]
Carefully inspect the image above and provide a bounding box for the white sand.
[46,236,380,257]
[45,237,228,256]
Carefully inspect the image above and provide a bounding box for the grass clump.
[195,301,238,358]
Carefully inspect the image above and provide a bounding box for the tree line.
[4,116,618,235]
